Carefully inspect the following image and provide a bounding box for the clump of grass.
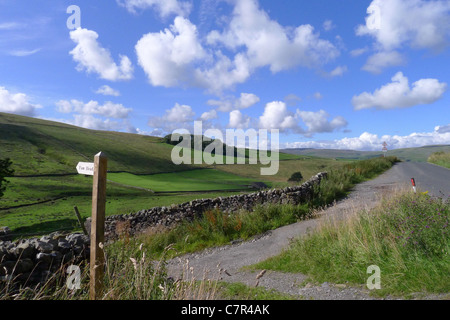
[428,151,450,169]
[255,190,449,297]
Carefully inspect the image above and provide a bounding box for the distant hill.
[0,112,297,176]
[0,112,197,176]
[282,145,450,162]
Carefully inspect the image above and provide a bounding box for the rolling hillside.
[282,145,450,162]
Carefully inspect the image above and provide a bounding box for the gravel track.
[167,162,450,300]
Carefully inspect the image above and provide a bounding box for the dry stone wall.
[97,172,327,241]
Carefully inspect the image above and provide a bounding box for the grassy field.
[252,190,449,297]
[428,151,450,169]
[107,169,265,192]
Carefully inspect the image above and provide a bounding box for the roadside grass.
[428,151,450,169]
[252,190,450,297]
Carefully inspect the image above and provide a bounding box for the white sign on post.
[76,162,95,176]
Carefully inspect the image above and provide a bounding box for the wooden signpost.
[76,152,107,300]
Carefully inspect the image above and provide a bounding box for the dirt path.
[166,162,450,300]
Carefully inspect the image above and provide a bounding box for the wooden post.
[89,152,107,300]
[73,206,88,236]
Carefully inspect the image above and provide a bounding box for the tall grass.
[255,190,450,297]
[428,151,450,169]
[0,239,218,300]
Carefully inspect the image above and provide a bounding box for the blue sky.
[0,0,449,151]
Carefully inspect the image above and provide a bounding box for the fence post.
[89,152,107,300]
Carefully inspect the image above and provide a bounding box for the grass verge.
[252,190,449,298]
[428,151,450,169]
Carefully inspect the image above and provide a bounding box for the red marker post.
[411,178,416,194]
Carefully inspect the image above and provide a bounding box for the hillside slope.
[0,112,198,175]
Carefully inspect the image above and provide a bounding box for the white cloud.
[96,85,121,97]
[0,86,41,116]
[135,16,206,88]
[327,65,348,77]
[228,110,250,129]
[350,47,369,57]
[207,93,260,112]
[148,103,195,132]
[117,0,192,18]
[208,0,339,73]
[357,0,450,52]
[135,0,339,93]
[362,51,405,74]
[200,109,218,121]
[8,48,41,57]
[352,72,447,110]
[70,28,134,81]
[284,126,450,151]
[297,110,348,135]
[259,101,300,132]
[258,101,347,136]
[323,20,335,31]
[56,99,132,119]
[435,124,450,134]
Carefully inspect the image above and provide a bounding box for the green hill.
[282,145,450,162]
[0,112,197,176]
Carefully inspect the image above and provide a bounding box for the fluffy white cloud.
[297,110,348,135]
[258,101,347,136]
[259,101,300,132]
[70,28,134,81]
[200,109,218,121]
[208,0,339,73]
[228,110,250,129]
[362,51,405,74]
[357,0,450,52]
[147,103,195,132]
[135,16,205,88]
[135,0,339,93]
[357,0,450,73]
[284,126,450,151]
[207,93,260,112]
[352,72,447,110]
[117,0,191,18]
[0,86,41,116]
[56,99,131,119]
[96,85,120,97]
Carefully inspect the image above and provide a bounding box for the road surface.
[167,162,450,300]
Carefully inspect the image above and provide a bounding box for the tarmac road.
[167,162,450,300]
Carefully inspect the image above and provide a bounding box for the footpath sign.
[76,162,95,176]
[76,152,107,300]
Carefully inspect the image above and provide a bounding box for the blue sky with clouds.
[0,0,449,151]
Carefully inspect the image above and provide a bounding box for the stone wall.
[0,232,89,285]
[97,172,327,241]
[1,172,326,287]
